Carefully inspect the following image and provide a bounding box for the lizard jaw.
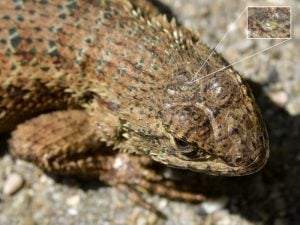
[151,141,269,176]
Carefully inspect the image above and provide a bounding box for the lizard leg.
[9,109,110,174]
[99,153,205,209]
[138,178,205,202]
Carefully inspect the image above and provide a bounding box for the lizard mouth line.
[163,142,270,176]
[216,146,270,176]
[236,147,269,175]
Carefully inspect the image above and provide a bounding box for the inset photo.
[248,6,291,39]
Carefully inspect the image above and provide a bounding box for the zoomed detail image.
[248,6,291,39]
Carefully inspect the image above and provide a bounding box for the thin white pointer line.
[191,6,248,81]
[190,38,291,83]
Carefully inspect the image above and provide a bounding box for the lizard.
[0,0,269,205]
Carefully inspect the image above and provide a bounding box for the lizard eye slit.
[173,137,214,161]
[174,137,190,149]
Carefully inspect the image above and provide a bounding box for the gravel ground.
[1,0,299,224]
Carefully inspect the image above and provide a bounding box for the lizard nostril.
[234,156,243,166]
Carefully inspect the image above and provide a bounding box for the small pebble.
[286,101,300,115]
[66,195,81,207]
[67,208,78,216]
[3,173,25,195]
[158,198,168,209]
[198,197,228,214]
[136,217,148,225]
[269,91,288,107]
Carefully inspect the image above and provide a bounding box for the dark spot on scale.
[47,40,59,56]
[9,30,20,49]
[135,63,143,71]
[20,60,29,67]
[15,6,22,11]
[85,37,92,44]
[56,4,63,9]
[39,0,48,5]
[68,45,74,51]
[25,38,33,45]
[16,15,24,22]
[49,40,56,48]
[2,15,10,20]
[31,62,39,67]
[48,26,55,32]
[10,64,17,70]
[66,1,78,10]
[58,13,67,20]
[78,72,86,77]
[95,18,102,26]
[34,27,42,32]
[0,39,7,45]
[84,8,91,14]
[41,67,50,72]
[8,27,17,36]
[29,10,35,15]
[103,12,112,20]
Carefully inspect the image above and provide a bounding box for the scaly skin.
[0,0,268,191]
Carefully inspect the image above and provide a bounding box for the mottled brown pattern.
[0,0,268,194]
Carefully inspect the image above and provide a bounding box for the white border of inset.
[247,6,292,39]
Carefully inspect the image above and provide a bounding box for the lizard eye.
[174,137,190,150]
[173,137,213,161]
[174,137,197,155]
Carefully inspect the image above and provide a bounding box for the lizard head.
[157,68,269,176]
